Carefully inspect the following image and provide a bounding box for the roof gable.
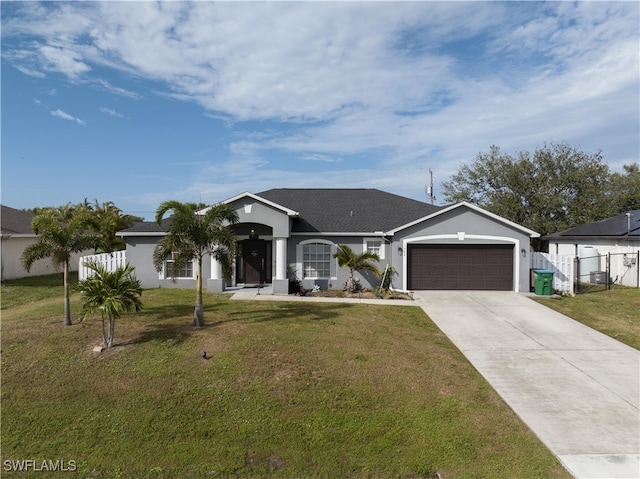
[386,201,540,237]
[256,188,441,233]
[216,191,299,217]
[1,205,35,236]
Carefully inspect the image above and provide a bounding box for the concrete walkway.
[413,291,639,479]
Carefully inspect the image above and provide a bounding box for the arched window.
[297,240,337,279]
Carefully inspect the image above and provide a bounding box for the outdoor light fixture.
[398,247,403,256]
[521,248,527,257]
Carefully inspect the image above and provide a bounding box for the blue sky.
[2,1,638,220]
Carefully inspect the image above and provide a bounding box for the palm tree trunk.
[63,261,72,326]
[193,259,204,327]
[107,317,115,348]
[347,268,356,293]
[101,317,108,348]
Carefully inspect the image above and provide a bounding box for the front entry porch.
[207,223,289,294]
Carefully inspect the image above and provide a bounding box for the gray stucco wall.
[122,203,535,293]
[125,236,210,289]
[229,199,291,238]
[287,235,390,291]
[390,207,533,292]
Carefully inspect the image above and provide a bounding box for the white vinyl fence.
[530,252,574,295]
[79,251,127,280]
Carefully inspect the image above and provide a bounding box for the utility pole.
[425,169,436,204]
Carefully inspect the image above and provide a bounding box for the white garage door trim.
[401,234,522,292]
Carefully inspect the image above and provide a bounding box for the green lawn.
[1,275,571,478]
[534,286,640,350]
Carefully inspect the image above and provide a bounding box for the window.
[303,242,332,279]
[365,238,384,259]
[163,252,194,279]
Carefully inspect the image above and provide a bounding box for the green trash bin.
[533,269,554,296]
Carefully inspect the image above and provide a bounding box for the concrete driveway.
[414,291,639,479]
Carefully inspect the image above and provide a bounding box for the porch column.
[207,255,225,292]
[275,237,287,280]
[272,237,288,295]
[211,256,222,280]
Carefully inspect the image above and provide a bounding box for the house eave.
[116,232,166,237]
[290,231,388,237]
[546,235,639,242]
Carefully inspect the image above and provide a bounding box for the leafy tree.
[609,163,640,213]
[441,143,611,249]
[153,201,239,327]
[79,261,143,349]
[333,244,381,293]
[21,204,97,326]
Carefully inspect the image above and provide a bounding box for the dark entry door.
[243,240,266,284]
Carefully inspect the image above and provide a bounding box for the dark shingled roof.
[118,217,172,234]
[119,189,441,234]
[1,205,35,235]
[256,188,441,233]
[545,209,640,239]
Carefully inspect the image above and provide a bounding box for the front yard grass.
[534,286,640,350]
[1,275,570,478]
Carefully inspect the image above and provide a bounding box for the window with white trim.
[302,242,333,279]
[365,238,384,259]
[162,252,195,279]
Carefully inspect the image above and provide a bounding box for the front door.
[243,240,266,284]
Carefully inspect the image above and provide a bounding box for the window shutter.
[296,243,303,279]
[330,243,337,278]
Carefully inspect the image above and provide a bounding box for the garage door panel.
[408,244,513,290]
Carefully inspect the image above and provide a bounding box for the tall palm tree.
[79,261,143,349]
[153,201,239,327]
[21,204,97,325]
[333,244,381,293]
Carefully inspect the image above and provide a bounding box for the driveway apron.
[414,291,639,479]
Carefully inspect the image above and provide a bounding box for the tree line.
[441,143,640,250]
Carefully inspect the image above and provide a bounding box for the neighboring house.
[545,210,640,287]
[117,189,539,294]
[1,205,40,280]
[0,205,87,281]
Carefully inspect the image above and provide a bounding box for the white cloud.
[99,107,123,118]
[50,109,86,126]
[94,79,141,100]
[3,1,638,204]
[39,45,91,78]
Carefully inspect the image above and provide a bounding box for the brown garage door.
[408,244,514,290]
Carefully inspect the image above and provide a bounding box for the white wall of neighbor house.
[1,236,86,280]
[550,240,640,287]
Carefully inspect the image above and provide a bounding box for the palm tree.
[333,244,381,293]
[21,204,97,326]
[153,201,239,327]
[85,200,140,253]
[79,261,143,349]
